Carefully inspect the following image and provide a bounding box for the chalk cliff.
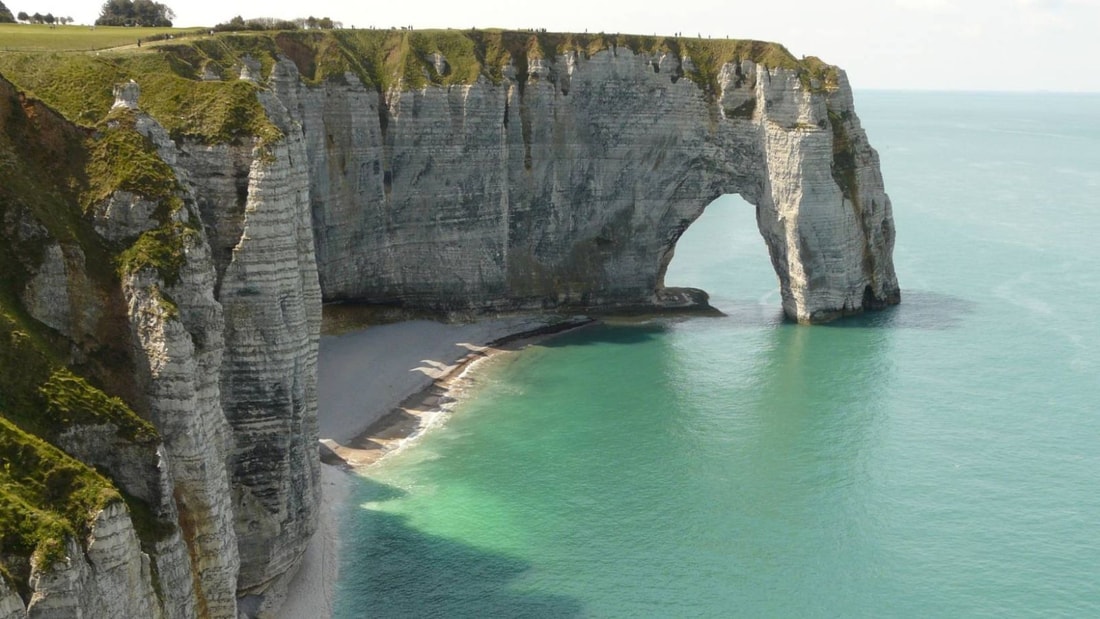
[0,29,898,618]
[286,34,898,321]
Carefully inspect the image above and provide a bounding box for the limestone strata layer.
[136,96,322,613]
[23,504,159,619]
[279,48,898,322]
[3,87,321,616]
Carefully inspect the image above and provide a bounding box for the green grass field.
[0,24,208,52]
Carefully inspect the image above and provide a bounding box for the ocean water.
[332,92,1100,617]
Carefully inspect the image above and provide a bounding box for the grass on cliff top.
[270,29,835,91]
[1,28,838,140]
[0,23,206,52]
[0,48,281,143]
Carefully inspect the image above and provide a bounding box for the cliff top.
[0,28,839,144]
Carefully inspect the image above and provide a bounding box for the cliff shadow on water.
[816,289,973,331]
[335,475,583,618]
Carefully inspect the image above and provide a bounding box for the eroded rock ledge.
[0,29,898,619]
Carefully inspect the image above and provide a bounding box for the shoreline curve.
[276,313,593,619]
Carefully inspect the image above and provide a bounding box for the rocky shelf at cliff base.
[0,28,898,619]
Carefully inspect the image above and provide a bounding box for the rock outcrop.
[22,504,159,618]
[2,68,319,617]
[0,29,898,619]
[114,85,322,615]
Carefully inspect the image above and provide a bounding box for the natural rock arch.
[273,46,899,322]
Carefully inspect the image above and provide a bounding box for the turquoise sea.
[332,92,1100,617]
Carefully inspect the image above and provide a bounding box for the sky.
[13,0,1100,91]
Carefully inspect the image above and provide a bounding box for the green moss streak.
[1,77,167,591]
[828,109,858,201]
[86,111,180,207]
[116,221,197,287]
[41,370,158,443]
[0,417,122,585]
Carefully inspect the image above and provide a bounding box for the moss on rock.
[0,49,281,145]
[828,108,859,201]
[0,416,123,590]
[0,29,841,137]
[115,221,197,287]
[1,75,167,593]
[86,111,181,208]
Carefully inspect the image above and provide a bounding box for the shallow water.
[333,91,1100,617]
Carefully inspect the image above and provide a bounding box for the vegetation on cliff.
[0,75,168,595]
[264,28,839,94]
[0,266,147,595]
[0,46,281,143]
[0,418,121,584]
[1,28,840,131]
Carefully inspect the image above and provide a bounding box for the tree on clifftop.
[95,0,174,26]
[0,1,16,23]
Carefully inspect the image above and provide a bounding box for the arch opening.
[660,194,780,315]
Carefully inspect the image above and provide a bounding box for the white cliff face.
[24,504,159,619]
[19,242,110,346]
[281,47,898,322]
[129,80,321,614]
[123,256,241,618]
[54,427,200,619]
[214,78,321,607]
[108,108,244,618]
[3,72,321,617]
[755,68,899,321]
[0,578,26,619]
